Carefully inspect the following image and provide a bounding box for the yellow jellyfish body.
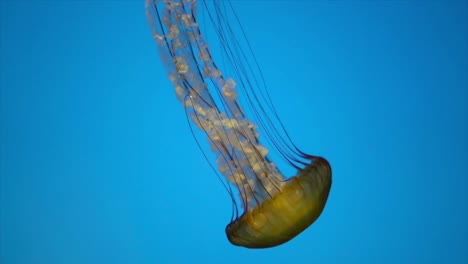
[145,0,332,248]
[226,157,331,248]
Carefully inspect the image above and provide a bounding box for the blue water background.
[1,0,467,263]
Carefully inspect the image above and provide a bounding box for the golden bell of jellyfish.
[145,0,332,248]
[226,156,331,248]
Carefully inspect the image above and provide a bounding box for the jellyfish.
[145,0,332,248]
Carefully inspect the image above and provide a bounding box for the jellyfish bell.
[145,0,332,248]
[226,156,331,248]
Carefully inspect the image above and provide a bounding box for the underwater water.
[1,0,467,263]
